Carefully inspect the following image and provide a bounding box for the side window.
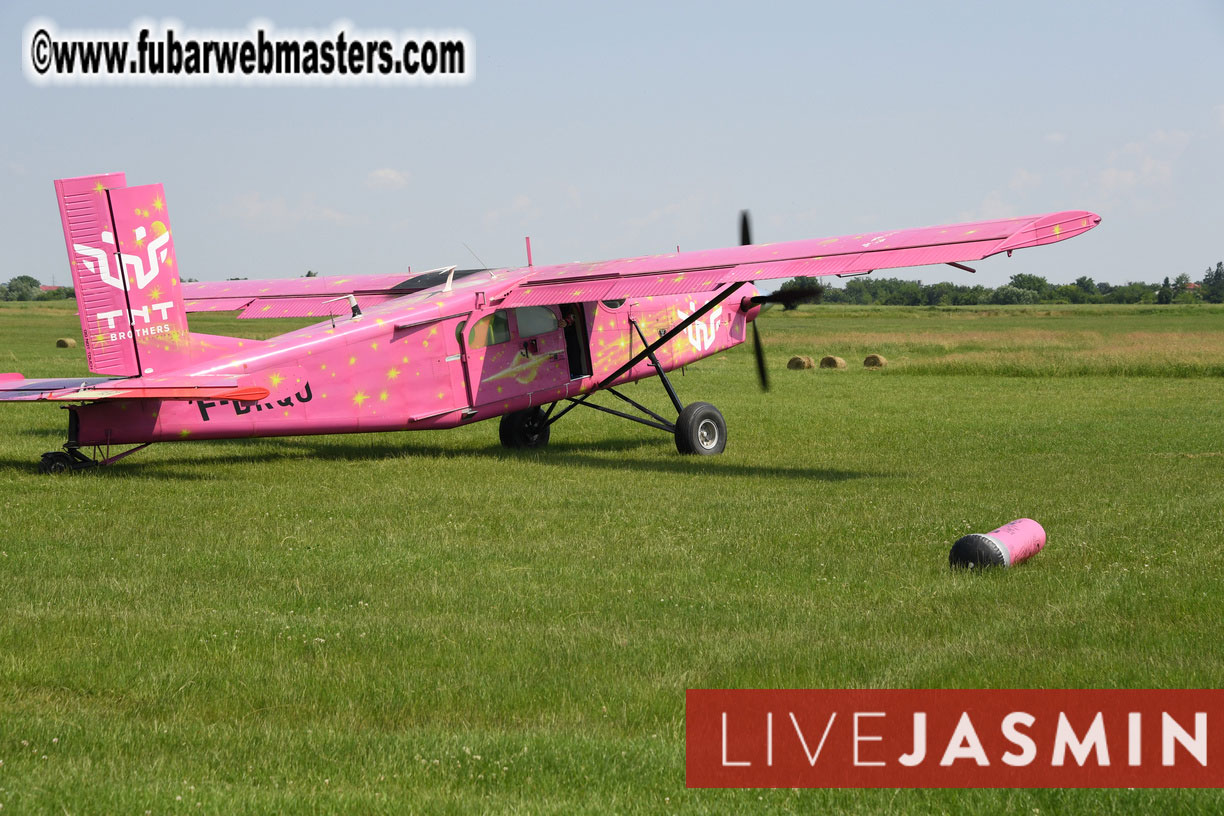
[468,312,510,348]
[515,306,559,338]
[601,299,626,309]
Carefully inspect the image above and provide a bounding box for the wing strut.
[546,281,746,427]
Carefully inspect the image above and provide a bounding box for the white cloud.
[365,167,410,189]
[1008,168,1041,191]
[483,193,541,227]
[225,192,354,229]
[1097,129,1191,210]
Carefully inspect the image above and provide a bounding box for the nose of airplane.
[739,284,763,322]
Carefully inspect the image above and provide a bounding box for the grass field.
[1,300,1223,814]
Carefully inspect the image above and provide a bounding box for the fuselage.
[70,269,759,446]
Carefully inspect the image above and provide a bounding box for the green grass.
[1,301,1223,813]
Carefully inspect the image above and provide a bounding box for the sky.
[2,0,1222,290]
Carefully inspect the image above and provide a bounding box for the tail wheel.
[499,407,551,449]
[39,451,74,474]
[675,401,726,455]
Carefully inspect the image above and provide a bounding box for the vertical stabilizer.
[55,175,192,376]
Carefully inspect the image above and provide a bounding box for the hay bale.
[863,354,888,368]
[819,355,846,369]
[787,355,815,370]
[55,338,77,348]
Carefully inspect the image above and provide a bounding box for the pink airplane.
[1,173,1100,472]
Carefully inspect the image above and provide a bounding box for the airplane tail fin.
[55,174,191,376]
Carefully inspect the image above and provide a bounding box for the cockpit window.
[600,299,626,309]
[468,312,510,348]
[515,306,559,338]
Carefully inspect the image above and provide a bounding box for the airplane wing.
[183,268,490,319]
[0,373,269,402]
[496,211,1100,308]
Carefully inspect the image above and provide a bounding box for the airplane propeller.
[738,210,823,391]
[734,210,822,389]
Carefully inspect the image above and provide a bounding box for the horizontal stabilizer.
[0,374,268,403]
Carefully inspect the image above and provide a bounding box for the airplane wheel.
[39,451,74,474]
[675,401,726,455]
[499,407,551,450]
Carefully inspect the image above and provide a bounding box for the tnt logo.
[676,302,723,352]
[73,225,170,291]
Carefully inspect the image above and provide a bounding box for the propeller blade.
[740,210,752,246]
[752,319,770,391]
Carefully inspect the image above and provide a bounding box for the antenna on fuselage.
[525,236,533,267]
[322,294,362,324]
[462,242,490,272]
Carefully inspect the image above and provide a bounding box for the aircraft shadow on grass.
[3,435,884,483]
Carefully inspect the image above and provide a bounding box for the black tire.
[39,451,73,474]
[498,406,551,450]
[674,401,726,455]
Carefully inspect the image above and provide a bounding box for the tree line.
[1,275,75,301]
[778,262,1224,307]
[7,262,1224,306]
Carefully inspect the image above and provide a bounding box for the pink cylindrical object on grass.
[949,518,1046,568]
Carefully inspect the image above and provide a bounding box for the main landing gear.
[499,406,551,449]
[498,318,727,456]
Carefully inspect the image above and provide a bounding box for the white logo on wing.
[675,302,723,352]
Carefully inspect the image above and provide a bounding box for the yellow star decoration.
[386,367,400,380]
[348,356,357,366]
[166,257,175,267]
[149,287,162,301]
[269,372,284,388]
[370,342,379,351]
[93,181,106,194]
[352,391,369,406]
[436,391,446,400]
[153,196,164,212]
[133,207,141,216]
[179,429,191,438]
[379,391,389,402]
[94,333,106,344]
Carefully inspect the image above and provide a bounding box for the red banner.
[686,689,1223,788]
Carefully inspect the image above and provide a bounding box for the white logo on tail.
[675,302,723,352]
[73,227,170,291]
